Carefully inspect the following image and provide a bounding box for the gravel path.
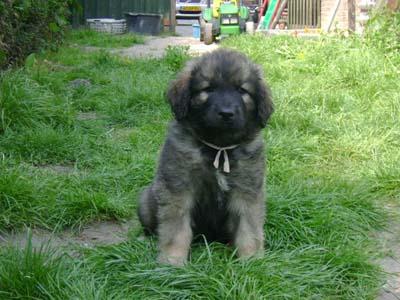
[377,204,400,300]
[0,221,132,253]
[113,35,219,59]
[113,19,219,59]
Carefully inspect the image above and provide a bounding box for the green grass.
[0,27,399,299]
[67,29,145,48]
[0,232,69,299]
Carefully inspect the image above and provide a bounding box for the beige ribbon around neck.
[200,140,239,173]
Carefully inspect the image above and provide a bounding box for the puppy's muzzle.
[218,109,235,121]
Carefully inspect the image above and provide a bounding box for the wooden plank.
[314,0,317,26]
[306,0,309,26]
[170,0,176,32]
[287,0,322,29]
[292,0,295,28]
[291,0,293,28]
[348,0,356,31]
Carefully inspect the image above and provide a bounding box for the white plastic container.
[86,18,127,34]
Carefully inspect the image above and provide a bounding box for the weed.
[164,45,190,71]
[0,232,68,299]
[365,9,400,54]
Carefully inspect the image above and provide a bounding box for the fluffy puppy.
[138,49,274,266]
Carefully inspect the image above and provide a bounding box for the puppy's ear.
[166,71,191,121]
[255,67,274,127]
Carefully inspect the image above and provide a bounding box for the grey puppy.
[138,49,274,266]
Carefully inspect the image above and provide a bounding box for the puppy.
[138,49,274,266]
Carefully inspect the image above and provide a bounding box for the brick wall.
[320,0,379,32]
[283,0,379,31]
[321,0,355,30]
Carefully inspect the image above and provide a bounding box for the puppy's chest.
[194,170,230,213]
[197,148,230,186]
[215,170,230,192]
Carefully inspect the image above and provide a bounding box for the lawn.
[66,29,145,48]
[0,26,399,299]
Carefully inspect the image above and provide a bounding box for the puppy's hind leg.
[138,186,158,235]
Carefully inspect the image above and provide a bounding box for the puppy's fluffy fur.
[138,49,274,266]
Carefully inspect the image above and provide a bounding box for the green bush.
[365,8,400,53]
[164,45,190,72]
[0,0,73,69]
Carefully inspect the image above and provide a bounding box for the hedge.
[0,0,74,69]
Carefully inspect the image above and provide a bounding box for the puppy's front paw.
[158,253,187,267]
[237,242,264,259]
[238,248,265,260]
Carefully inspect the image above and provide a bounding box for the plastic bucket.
[124,13,162,35]
[192,23,200,39]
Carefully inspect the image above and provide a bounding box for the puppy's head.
[167,49,274,145]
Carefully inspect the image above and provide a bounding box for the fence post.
[170,0,176,33]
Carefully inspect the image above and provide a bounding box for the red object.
[259,0,269,21]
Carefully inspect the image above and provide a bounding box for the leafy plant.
[0,0,75,69]
[364,8,400,53]
[164,45,190,71]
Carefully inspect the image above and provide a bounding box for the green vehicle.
[200,0,253,45]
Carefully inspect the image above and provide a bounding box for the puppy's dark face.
[167,49,273,146]
[191,86,249,129]
[188,81,256,146]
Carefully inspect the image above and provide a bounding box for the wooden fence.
[288,0,321,28]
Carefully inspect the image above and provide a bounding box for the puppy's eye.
[239,83,254,94]
[204,87,214,93]
[242,93,255,110]
[194,91,208,104]
[238,87,248,94]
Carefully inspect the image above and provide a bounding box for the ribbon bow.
[200,140,239,173]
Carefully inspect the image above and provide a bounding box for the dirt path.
[377,204,400,300]
[113,36,219,59]
[0,221,132,252]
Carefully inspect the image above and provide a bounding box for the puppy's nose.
[219,110,234,120]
